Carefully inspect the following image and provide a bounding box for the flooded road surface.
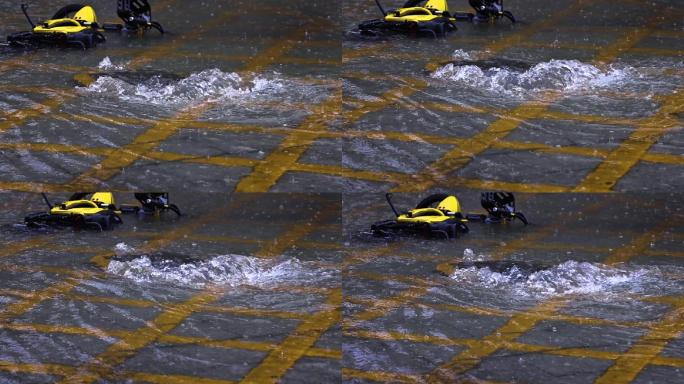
[1,0,683,383]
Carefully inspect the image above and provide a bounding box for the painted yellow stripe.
[595,305,684,384]
[198,305,310,320]
[0,91,75,134]
[290,162,412,185]
[154,334,339,360]
[57,289,223,384]
[239,289,341,384]
[0,322,129,340]
[0,277,83,323]
[574,89,683,191]
[342,367,422,383]
[652,355,684,368]
[145,151,257,168]
[346,286,431,326]
[234,90,341,192]
[0,238,51,259]
[642,152,684,165]
[391,103,556,192]
[125,372,236,384]
[441,176,570,193]
[347,328,620,362]
[0,360,75,377]
[254,202,336,258]
[425,298,566,382]
[603,213,675,264]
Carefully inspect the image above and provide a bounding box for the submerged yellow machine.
[371,192,527,239]
[356,0,516,38]
[24,192,181,231]
[6,1,163,49]
[7,4,106,48]
[358,0,458,37]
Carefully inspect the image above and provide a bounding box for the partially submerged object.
[371,193,470,239]
[357,0,458,38]
[5,1,163,49]
[354,0,515,38]
[24,192,180,231]
[120,192,181,216]
[466,191,528,225]
[371,191,527,239]
[102,0,164,34]
[467,0,515,23]
[7,4,106,49]
[24,192,122,231]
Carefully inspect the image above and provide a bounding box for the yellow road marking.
[603,213,675,264]
[57,288,224,384]
[342,367,421,383]
[0,276,84,323]
[642,152,684,166]
[254,201,337,258]
[0,322,129,340]
[0,90,75,134]
[595,304,684,384]
[0,360,75,377]
[239,289,342,384]
[126,372,235,384]
[574,88,684,191]
[0,238,52,259]
[426,298,566,382]
[234,90,341,192]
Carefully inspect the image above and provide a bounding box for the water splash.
[97,57,127,71]
[78,68,285,106]
[432,59,634,97]
[450,260,662,297]
[107,252,336,288]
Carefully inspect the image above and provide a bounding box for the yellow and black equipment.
[7,4,106,48]
[358,0,458,38]
[24,192,180,231]
[6,1,163,49]
[371,191,527,239]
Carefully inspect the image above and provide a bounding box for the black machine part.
[20,4,35,28]
[468,0,515,23]
[475,191,528,225]
[112,0,164,34]
[385,193,400,217]
[125,192,181,216]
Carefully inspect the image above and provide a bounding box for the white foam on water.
[450,49,476,61]
[107,253,336,289]
[432,59,636,97]
[78,68,286,106]
[450,260,657,297]
[97,57,128,70]
[114,242,136,255]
